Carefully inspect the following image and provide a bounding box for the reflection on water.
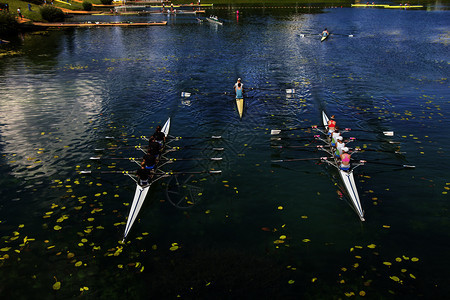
[0,6,449,298]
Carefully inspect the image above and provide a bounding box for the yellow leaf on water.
[383,262,392,266]
[288,280,295,284]
[395,257,402,262]
[280,235,287,240]
[74,261,82,267]
[311,278,317,283]
[277,206,283,210]
[0,247,11,252]
[54,225,62,231]
[367,244,376,249]
[67,252,75,259]
[410,274,416,279]
[411,257,419,262]
[389,276,400,282]
[359,291,366,296]
[170,246,179,251]
[53,281,61,290]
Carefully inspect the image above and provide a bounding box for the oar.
[89,157,223,161]
[352,147,405,154]
[94,146,225,152]
[248,87,296,94]
[79,170,222,175]
[344,128,394,136]
[181,91,231,97]
[170,135,222,140]
[271,145,321,150]
[271,125,316,135]
[271,157,328,163]
[359,160,415,168]
[171,146,225,151]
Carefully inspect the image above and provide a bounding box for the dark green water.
[0,5,449,299]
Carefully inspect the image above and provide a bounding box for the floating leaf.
[0,247,11,252]
[170,245,179,251]
[359,291,366,296]
[311,278,317,283]
[389,276,400,282]
[367,244,376,249]
[410,274,416,279]
[74,261,82,267]
[53,281,61,290]
[288,280,295,284]
[383,262,392,266]
[277,206,283,210]
[411,257,419,262]
[67,252,75,259]
[54,225,62,231]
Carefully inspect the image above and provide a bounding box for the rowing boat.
[123,117,171,241]
[206,17,223,25]
[321,112,365,221]
[321,33,329,42]
[236,98,244,119]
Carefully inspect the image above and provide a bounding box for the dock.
[31,21,168,28]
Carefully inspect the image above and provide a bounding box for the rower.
[148,136,161,156]
[234,78,243,100]
[331,127,341,146]
[340,147,351,171]
[152,125,166,146]
[142,152,157,171]
[136,166,150,186]
[335,136,345,156]
[327,115,336,135]
[322,28,329,37]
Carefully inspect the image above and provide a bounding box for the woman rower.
[331,127,341,146]
[152,125,166,146]
[148,136,161,156]
[327,115,336,135]
[335,136,345,156]
[340,147,351,171]
[136,166,150,186]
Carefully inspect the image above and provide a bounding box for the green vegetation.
[40,4,64,21]
[99,0,112,5]
[0,11,19,36]
[82,1,92,11]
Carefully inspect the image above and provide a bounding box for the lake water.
[0,5,449,298]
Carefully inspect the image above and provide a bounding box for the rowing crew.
[136,125,166,186]
[326,115,352,171]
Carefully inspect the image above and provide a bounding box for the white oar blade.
[271,129,281,135]
[286,89,295,94]
[383,131,394,136]
[181,92,191,97]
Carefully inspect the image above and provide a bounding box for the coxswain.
[340,147,351,171]
[148,136,161,156]
[335,136,345,156]
[152,125,166,145]
[234,78,243,100]
[136,166,150,186]
[331,127,341,146]
[327,115,336,134]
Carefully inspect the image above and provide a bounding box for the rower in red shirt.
[328,115,336,135]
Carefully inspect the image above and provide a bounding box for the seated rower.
[339,147,351,171]
[152,125,166,146]
[142,152,157,171]
[148,136,161,156]
[327,115,336,135]
[335,136,345,156]
[331,127,340,146]
[136,166,150,186]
